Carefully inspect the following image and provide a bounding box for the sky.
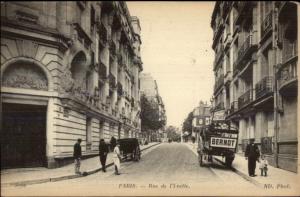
[127,2,215,128]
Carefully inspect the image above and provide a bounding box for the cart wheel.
[225,156,233,168]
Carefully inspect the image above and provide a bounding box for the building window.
[86,117,92,151]
[99,120,104,140]
[91,5,95,33]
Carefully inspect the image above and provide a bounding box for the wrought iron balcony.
[235,34,257,71]
[278,56,298,94]
[109,39,117,56]
[224,33,232,50]
[224,71,232,84]
[214,74,224,93]
[99,23,108,46]
[261,11,273,41]
[234,1,252,25]
[131,97,135,107]
[213,48,224,70]
[229,101,238,114]
[213,17,224,44]
[255,76,273,100]
[109,72,116,89]
[238,89,253,109]
[214,102,225,111]
[98,62,107,82]
[117,82,123,96]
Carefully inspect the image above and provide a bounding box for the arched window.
[70,51,90,91]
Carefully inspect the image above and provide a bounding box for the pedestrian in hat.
[73,138,82,175]
[113,141,121,175]
[245,138,260,177]
[99,139,109,172]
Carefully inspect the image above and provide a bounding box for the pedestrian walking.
[110,136,117,152]
[99,139,109,172]
[113,142,121,175]
[73,138,82,175]
[259,154,269,177]
[245,138,260,177]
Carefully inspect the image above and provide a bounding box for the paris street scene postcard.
[0,1,300,196]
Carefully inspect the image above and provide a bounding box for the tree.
[182,111,193,134]
[165,125,181,141]
[140,94,166,140]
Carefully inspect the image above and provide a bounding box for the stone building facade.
[1,1,143,169]
[211,2,298,172]
[192,101,211,142]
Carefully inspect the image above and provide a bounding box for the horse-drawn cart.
[118,138,141,161]
[197,122,238,167]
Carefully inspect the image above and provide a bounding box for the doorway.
[1,103,47,169]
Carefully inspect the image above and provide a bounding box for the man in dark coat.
[73,138,82,175]
[245,138,260,177]
[99,139,109,172]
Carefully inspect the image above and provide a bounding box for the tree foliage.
[165,125,181,141]
[140,94,166,132]
[182,111,193,133]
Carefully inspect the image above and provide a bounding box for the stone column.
[46,98,56,168]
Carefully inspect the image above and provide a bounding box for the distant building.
[211,2,297,172]
[140,73,166,140]
[192,101,211,142]
[1,1,143,169]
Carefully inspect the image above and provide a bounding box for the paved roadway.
[3,143,261,196]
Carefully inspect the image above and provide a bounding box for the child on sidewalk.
[259,154,269,177]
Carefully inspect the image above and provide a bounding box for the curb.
[2,143,161,187]
[184,143,262,188]
[213,157,262,187]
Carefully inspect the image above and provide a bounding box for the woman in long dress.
[113,142,121,175]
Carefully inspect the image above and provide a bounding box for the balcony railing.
[213,17,223,42]
[214,74,224,92]
[99,23,108,46]
[238,89,253,109]
[214,102,225,111]
[261,11,273,40]
[224,33,232,49]
[224,71,232,83]
[109,39,117,56]
[229,101,238,114]
[213,47,224,70]
[109,72,116,89]
[131,97,135,107]
[117,82,123,96]
[278,56,298,92]
[234,2,252,25]
[98,63,107,82]
[255,76,273,99]
[235,34,257,71]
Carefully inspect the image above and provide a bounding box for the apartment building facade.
[192,101,211,142]
[211,1,298,172]
[1,1,143,169]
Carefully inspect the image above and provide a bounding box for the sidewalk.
[184,142,299,188]
[1,142,160,187]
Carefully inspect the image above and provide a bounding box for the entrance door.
[1,103,47,169]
